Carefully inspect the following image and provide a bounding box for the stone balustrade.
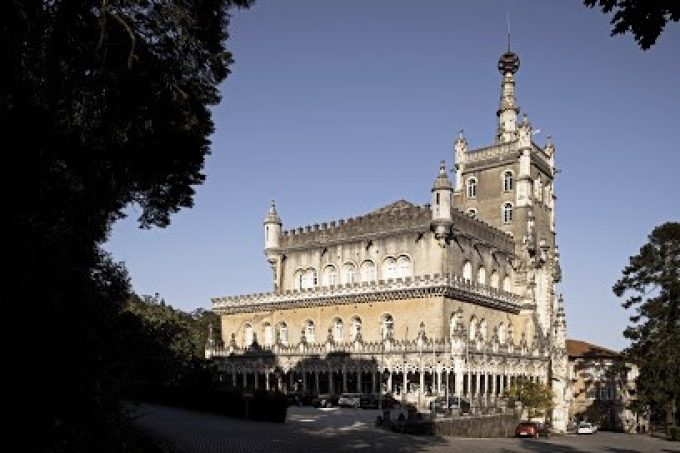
[212,273,521,315]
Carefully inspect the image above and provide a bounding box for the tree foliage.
[614,222,680,427]
[120,293,222,387]
[584,0,680,49]
[504,377,555,420]
[2,0,250,451]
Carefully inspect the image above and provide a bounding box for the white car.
[577,422,598,434]
[338,393,361,408]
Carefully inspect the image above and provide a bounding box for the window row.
[466,171,514,199]
[461,261,511,291]
[241,314,396,346]
[465,203,514,224]
[450,314,511,344]
[294,255,412,290]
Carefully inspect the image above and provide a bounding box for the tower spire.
[496,37,520,143]
[506,12,512,52]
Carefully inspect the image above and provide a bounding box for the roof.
[566,339,620,359]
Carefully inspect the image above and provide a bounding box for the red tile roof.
[566,339,620,359]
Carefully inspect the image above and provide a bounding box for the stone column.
[342,366,348,393]
[329,367,335,394]
[232,367,237,387]
[403,370,408,395]
[254,371,259,390]
[357,369,362,393]
[491,372,496,398]
[302,368,307,392]
[315,369,320,394]
[476,371,481,397]
[467,370,472,397]
[437,369,442,395]
[276,373,282,391]
[387,371,393,393]
[372,370,377,394]
[420,370,425,397]
[265,371,270,391]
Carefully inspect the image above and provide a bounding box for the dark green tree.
[584,0,680,49]
[504,377,555,420]
[2,0,251,451]
[614,222,680,429]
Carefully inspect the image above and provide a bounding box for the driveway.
[131,403,680,452]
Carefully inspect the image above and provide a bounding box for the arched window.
[383,257,397,280]
[322,265,337,287]
[397,255,412,278]
[305,320,315,343]
[498,323,507,344]
[479,319,487,341]
[360,260,376,282]
[469,316,477,341]
[381,314,394,339]
[244,323,253,346]
[467,208,477,218]
[502,202,513,224]
[466,177,477,198]
[463,261,472,281]
[449,313,459,336]
[294,269,304,290]
[503,171,514,191]
[300,268,317,289]
[278,322,288,345]
[333,318,343,342]
[263,323,273,346]
[351,316,362,341]
[477,266,486,285]
[343,263,356,284]
[490,270,499,289]
[502,275,511,291]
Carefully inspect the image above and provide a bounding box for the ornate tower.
[430,160,453,246]
[264,200,283,293]
[496,48,520,143]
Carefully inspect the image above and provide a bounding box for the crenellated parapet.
[212,272,521,315]
[279,200,429,249]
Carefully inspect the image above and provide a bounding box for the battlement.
[279,200,430,248]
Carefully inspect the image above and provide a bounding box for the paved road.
[132,403,680,453]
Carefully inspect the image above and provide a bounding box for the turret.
[453,131,467,192]
[496,47,520,143]
[431,160,453,245]
[264,200,282,251]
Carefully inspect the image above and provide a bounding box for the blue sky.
[106,1,680,351]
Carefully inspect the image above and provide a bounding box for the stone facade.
[208,48,570,432]
[566,339,646,433]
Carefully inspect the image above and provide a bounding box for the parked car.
[338,392,362,408]
[515,421,540,438]
[577,421,598,434]
[430,396,471,414]
[311,393,337,408]
[359,393,401,409]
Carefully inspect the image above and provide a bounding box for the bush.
[668,425,680,441]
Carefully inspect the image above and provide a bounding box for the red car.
[515,422,540,438]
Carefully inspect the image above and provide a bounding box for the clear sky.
[106,1,680,351]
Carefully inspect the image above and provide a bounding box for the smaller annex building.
[567,339,645,433]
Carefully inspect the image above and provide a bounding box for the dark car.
[311,393,337,408]
[515,421,540,438]
[430,396,471,414]
[360,394,401,409]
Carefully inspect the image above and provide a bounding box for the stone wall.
[433,413,520,438]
